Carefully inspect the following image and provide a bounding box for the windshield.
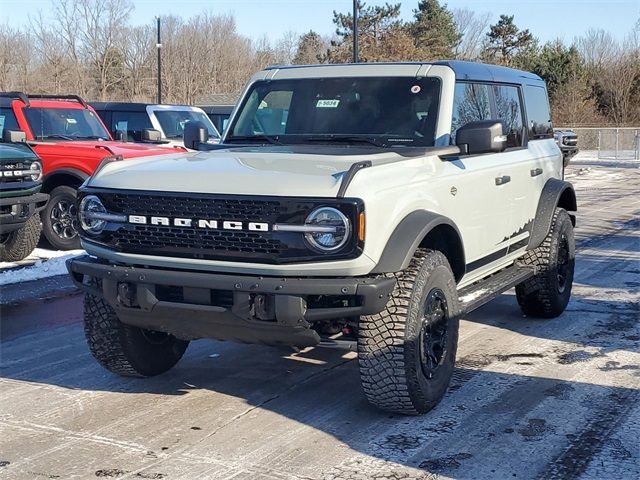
[153,110,220,139]
[227,77,441,147]
[24,107,111,141]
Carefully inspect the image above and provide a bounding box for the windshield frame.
[224,76,442,148]
[23,106,112,141]
[149,107,220,140]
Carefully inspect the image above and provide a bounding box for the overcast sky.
[1,0,638,44]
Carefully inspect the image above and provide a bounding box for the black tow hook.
[117,282,137,308]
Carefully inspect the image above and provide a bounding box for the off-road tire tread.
[515,208,574,318]
[84,286,144,377]
[84,279,189,377]
[358,249,457,415]
[0,215,42,262]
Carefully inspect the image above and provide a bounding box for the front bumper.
[0,192,48,234]
[67,255,396,347]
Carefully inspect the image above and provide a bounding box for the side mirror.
[456,120,507,155]
[3,129,27,143]
[115,130,127,142]
[183,121,209,150]
[141,128,162,143]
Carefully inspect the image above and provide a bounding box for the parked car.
[68,61,576,415]
[0,133,48,261]
[0,92,185,250]
[90,103,221,148]
[554,129,579,167]
[198,104,234,134]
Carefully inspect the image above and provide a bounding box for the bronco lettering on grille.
[128,215,270,232]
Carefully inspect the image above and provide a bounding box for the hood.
[33,140,182,159]
[89,145,429,197]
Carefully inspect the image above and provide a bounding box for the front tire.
[358,249,460,415]
[0,215,42,262]
[516,208,575,318]
[41,185,81,250]
[84,283,189,377]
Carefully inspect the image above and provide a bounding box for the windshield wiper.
[75,135,109,140]
[226,135,282,145]
[304,135,387,148]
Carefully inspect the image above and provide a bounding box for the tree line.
[0,0,638,126]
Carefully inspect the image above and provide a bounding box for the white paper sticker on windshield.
[316,99,340,108]
[66,118,78,124]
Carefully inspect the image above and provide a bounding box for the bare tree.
[0,24,33,91]
[576,28,619,71]
[453,8,491,60]
[121,24,154,101]
[274,31,299,64]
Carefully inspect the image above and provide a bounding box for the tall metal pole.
[352,0,359,63]
[156,16,162,104]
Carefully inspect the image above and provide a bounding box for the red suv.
[0,92,183,250]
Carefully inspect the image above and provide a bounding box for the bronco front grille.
[87,189,364,264]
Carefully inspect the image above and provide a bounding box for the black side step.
[457,263,535,314]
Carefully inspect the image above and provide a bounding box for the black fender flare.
[528,178,577,250]
[371,210,465,277]
[42,169,89,192]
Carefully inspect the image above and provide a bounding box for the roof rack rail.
[25,94,89,108]
[0,91,30,106]
[0,92,89,108]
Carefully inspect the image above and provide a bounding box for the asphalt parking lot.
[0,153,638,480]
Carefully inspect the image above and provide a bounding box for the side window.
[112,111,153,141]
[0,107,19,138]
[523,85,553,139]
[492,85,524,148]
[451,83,492,141]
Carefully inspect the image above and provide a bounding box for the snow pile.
[0,248,83,286]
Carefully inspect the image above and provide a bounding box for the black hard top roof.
[265,60,544,86]
[90,102,152,111]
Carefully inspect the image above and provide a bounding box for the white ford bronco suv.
[67,61,577,415]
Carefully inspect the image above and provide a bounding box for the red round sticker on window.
[411,85,421,94]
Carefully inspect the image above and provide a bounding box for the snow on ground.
[0,248,83,286]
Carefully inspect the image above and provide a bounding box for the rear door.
[486,83,533,255]
[521,85,559,227]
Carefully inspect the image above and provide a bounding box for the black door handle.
[495,175,511,185]
[530,168,543,177]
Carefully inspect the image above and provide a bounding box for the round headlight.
[304,207,350,252]
[29,161,42,182]
[79,195,107,235]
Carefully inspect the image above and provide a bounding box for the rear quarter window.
[524,85,553,140]
[492,84,524,148]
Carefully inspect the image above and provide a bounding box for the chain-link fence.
[561,127,640,160]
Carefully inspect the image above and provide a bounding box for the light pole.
[353,0,359,63]
[156,16,162,104]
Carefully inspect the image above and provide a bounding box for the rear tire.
[84,281,189,377]
[516,208,575,318]
[0,215,42,262]
[358,249,459,415]
[41,185,81,250]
